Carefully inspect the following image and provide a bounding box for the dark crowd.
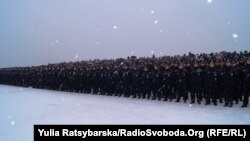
[0,51,250,107]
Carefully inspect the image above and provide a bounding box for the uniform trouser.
[237,87,244,101]
[190,88,196,103]
[232,89,240,104]
[224,89,233,106]
[152,87,157,99]
[183,90,189,102]
[217,87,224,103]
[196,88,203,102]
[204,88,211,104]
[169,87,175,100]
[176,86,184,102]
[243,89,249,105]
[164,86,173,100]
[142,84,150,99]
[211,88,218,104]
[152,85,162,100]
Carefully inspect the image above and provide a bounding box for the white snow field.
[0,84,250,141]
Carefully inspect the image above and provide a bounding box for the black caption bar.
[34,125,250,140]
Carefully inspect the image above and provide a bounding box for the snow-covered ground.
[0,84,250,141]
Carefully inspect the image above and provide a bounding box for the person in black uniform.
[141,66,150,99]
[204,62,215,105]
[161,65,171,101]
[190,62,198,104]
[176,64,186,102]
[224,61,235,107]
[242,59,250,107]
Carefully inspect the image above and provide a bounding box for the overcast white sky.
[0,0,250,67]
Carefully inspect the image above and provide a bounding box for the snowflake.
[160,52,163,55]
[56,40,59,43]
[151,10,155,15]
[74,55,79,59]
[10,121,15,126]
[232,33,238,39]
[154,20,158,24]
[160,29,164,33]
[207,0,213,4]
[113,25,118,30]
[151,51,154,54]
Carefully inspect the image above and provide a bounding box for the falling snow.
[10,121,15,126]
[113,25,118,30]
[151,50,154,54]
[232,33,238,39]
[154,20,158,24]
[207,0,213,4]
[74,55,79,59]
[151,10,155,15]
[160,29,164,33]
[56,40,59,43]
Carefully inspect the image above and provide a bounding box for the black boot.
[224,102,228,107]
[219,99,223,103]
[158,97,162,101]
[229,102,233,107]
[241,104,248,108]
[205,102,210,105]
[235,100,239,104]
[197,100,201,104]
[205,100,210,105]
[176,98,180,102]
